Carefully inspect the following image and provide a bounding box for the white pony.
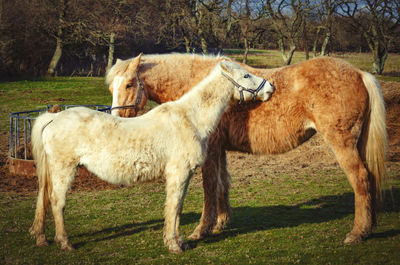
[29,59,275,253]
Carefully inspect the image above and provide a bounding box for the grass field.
[0,50,399,264]
[1,170,399,264]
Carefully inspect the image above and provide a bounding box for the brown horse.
[106,53,387,244]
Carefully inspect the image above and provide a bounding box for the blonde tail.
[360,71,388,201]
[29,112,56,244]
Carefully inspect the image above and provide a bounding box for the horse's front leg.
[164,167,191,253]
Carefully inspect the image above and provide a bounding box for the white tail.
[360,71,388,200]
[29,112,57,243]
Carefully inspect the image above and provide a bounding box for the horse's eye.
[126,83,134,89]
[244,74,250,78]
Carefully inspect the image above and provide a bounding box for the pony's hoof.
[344,232,363,244]
[60,242,75,251]
[212,222,226,234]
[187,233,200,240]
[188,230,204,241]
[35,234,49,247]
[168,245,183,254]
[36,239,49,247]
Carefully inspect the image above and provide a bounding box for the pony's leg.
[188,146,220,240]
[29,186,49,247]
[174,177,191,251]
[50,167,75,251]
[213,149,232,233]
[324,134,374,243]
[164,166,191,253]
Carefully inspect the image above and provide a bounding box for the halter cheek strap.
[221,71,267,104]
[110,71,145,113]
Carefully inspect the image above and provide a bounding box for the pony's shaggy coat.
[107,53,387,244]
[29,59,274,253]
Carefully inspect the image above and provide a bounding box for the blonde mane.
[106,53,227,85]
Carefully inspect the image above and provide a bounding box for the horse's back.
[221,57,369,155]
[41,107,167,183]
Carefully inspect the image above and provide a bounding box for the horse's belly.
[223,103,316,155]
[81,152,164,185]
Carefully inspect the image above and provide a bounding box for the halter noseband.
[110,71,145,114]
[221,71,267,104]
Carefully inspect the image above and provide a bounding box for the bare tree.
[93,0,136,71]
[45,0,66,76]
[311,0,348,57]
[263,0,308,65]
[241,0,251,63]
[341,0,400,74]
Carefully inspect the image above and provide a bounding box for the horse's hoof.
[344,233,363,244]
[36,240,49,247]
[168,245,183,254]
[212,223,225,234]
[187,233,200,240]
[61,242,75,251]
[35,234,49,247]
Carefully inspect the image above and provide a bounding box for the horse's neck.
[141,57,222,103]
[176,73,233,140]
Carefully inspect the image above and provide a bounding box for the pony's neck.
[140,55,224,103]
[176,67,233,140]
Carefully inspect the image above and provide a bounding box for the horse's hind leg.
[30,186,49,247]
[213,149,232,233]
[323,133,374,243]
[188,144,220,240]
[50,166,75,251]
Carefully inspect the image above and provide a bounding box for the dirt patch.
[0,82,399,194]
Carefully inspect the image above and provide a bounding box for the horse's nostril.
[270,83,276,92]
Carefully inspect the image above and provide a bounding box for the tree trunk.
[302,18,309,60]
[225,0,233,41]
[372,49,388,74]
[184,36,191,53]
[312,27,321,58]
[46,36,63,76]
[200,34,208,54]
[46,0,65,77]
[284,43,296,65]
[106,32,115,72]
[320,31,331,57]
[243,37,249,64]
[364,30,390,75]
[242,0,250,64]
[277,32,296,65]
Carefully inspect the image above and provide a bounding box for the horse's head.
[220,60,275,103]
[106,53,148,117]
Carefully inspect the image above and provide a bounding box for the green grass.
[224,49,400,82]
[0,77,111,134]
[1,170,399,264]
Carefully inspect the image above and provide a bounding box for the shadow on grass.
[70,188,400,249]
[201,189,400,245]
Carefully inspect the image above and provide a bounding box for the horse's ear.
[127,53,143,73]
[132,53,143,64]
[220,60,233,74]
